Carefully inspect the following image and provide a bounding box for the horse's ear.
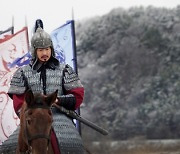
[25,89,34,106]
[45,90,58,106]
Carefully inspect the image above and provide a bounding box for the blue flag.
[51,20,75,69]
[51,20,81,131]
[8,52,31,68]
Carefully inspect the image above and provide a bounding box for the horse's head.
[20,89,57,154]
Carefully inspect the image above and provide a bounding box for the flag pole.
[25,15,30,51]
[71,7,82,136]
[25,15,28,27]
[12,16,14,34]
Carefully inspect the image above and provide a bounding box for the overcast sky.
[0,0,179,35]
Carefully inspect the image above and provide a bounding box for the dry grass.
[84,139,180,154]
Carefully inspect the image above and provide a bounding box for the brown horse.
[16,89,57,154]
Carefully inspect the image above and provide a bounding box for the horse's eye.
[26,118,31,125]
[27,120,30,125]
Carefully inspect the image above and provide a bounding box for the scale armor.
[4,63,85,153]
[2,26,85,153]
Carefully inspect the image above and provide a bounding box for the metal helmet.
[31,27,53,58]
[30,27,59,69]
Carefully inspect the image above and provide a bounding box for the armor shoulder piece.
[8,66,27,96]
[65,64,74,74]
[63,64,83,91]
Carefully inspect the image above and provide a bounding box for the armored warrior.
[3,27,85,154]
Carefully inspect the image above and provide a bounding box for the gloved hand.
[55,94,76,110]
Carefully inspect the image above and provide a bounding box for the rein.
[23,105,52,154]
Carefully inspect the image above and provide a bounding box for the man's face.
[36,47,51,63]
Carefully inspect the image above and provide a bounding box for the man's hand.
[55,98,59,104]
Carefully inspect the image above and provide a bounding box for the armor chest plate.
[23,65,64,96]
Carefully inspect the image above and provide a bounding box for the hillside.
[75,6,180,142]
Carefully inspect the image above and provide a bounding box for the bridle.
[22,105,52,154]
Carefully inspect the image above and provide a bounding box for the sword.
[52,103,108,135]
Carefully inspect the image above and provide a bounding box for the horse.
[16,89,57,154]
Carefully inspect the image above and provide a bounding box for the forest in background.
[75,5,180,143]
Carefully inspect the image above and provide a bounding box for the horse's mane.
[23,90,58,109]
[28,93,50,108]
